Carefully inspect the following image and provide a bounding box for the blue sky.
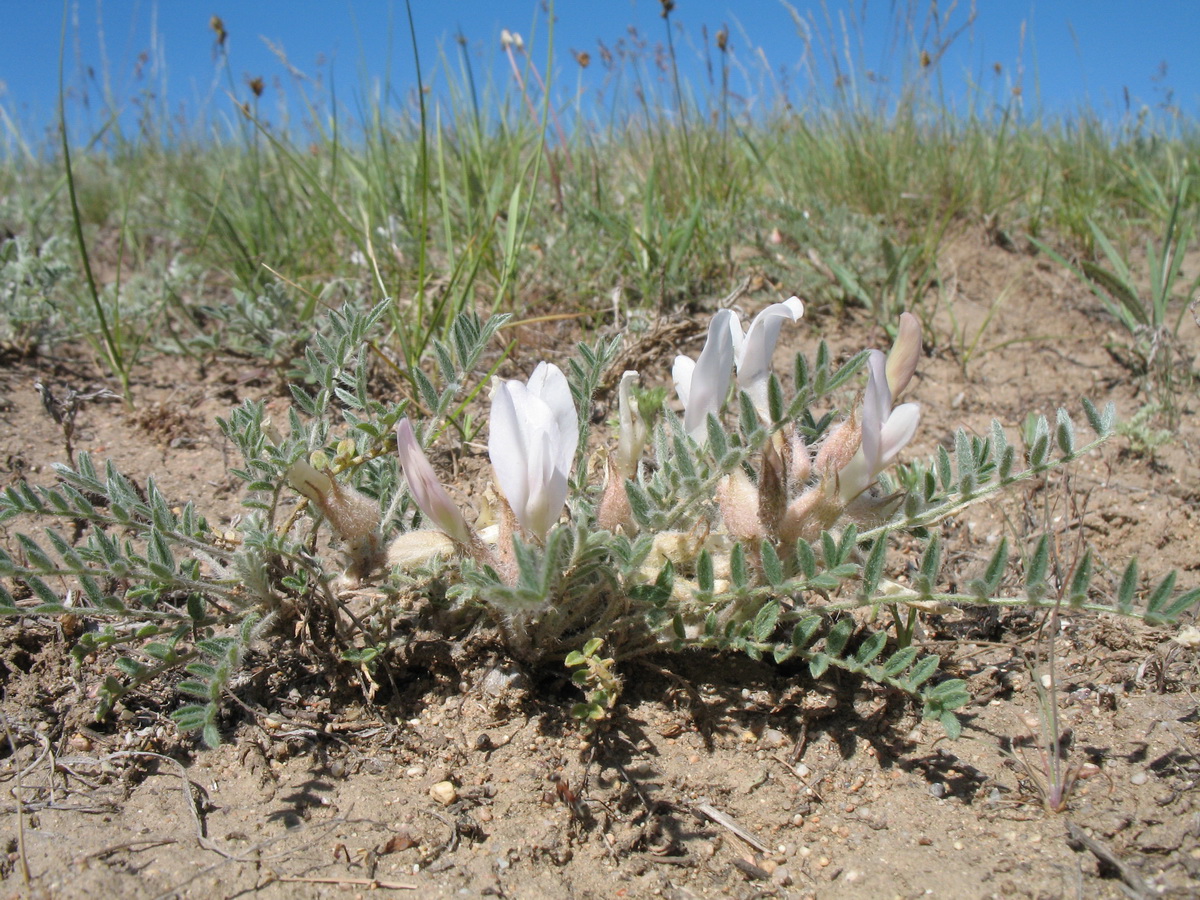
[1,1,1196,149]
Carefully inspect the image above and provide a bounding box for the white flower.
[735,296,804,420]
[395,418,472,546]
[673,298,805,440]
[838,349,920,501]
[673,309,739,441]
[489,362,579,539]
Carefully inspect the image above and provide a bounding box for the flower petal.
[878,402,920,470]
[837,447,872,502]
[396,418,471,545]
[488,364,579,540]
[860,350,890,472]
[527,361,578,474]
[489,381,531,527]
[521,417,562,538]
[681,309,738,440]
[736,296,804,417]
[672,355,696,409]
[885,312,921,398]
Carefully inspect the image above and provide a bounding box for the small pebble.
[1130,771,1148,786]
[928,782,947,799]
[429,781,458,806]
[761,729,787,749]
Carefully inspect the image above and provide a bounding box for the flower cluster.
[384,296,921,587]
[392,361,579,577]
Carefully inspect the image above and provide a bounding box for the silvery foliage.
[1,302,1196,744]
[0,235,75,354]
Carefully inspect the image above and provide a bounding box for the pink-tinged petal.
[736,296,805,417]
[682,309,738,440]
[396,419,471,545]
[885,312,921,398]
[878,402,920,469]
[860,350,890,473]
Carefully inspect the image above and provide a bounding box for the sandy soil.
[2,229,1199,899]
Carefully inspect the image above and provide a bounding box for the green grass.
[1,2,1198,394]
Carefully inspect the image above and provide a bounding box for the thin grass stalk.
[58,1,129,405]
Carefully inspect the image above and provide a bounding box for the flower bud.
[717,468,764,544]
[886,312,921,398]
[814,414,861,478]
[287,457,382,578]
[789,430,812,485]
[597,459,634,534]
[396,419,473,546]
[779,485,844,547]
[758,438,787,538]
[616,371,649,479]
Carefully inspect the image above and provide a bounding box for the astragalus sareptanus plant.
[1,297,1196,747]
[0,1,1198,760]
